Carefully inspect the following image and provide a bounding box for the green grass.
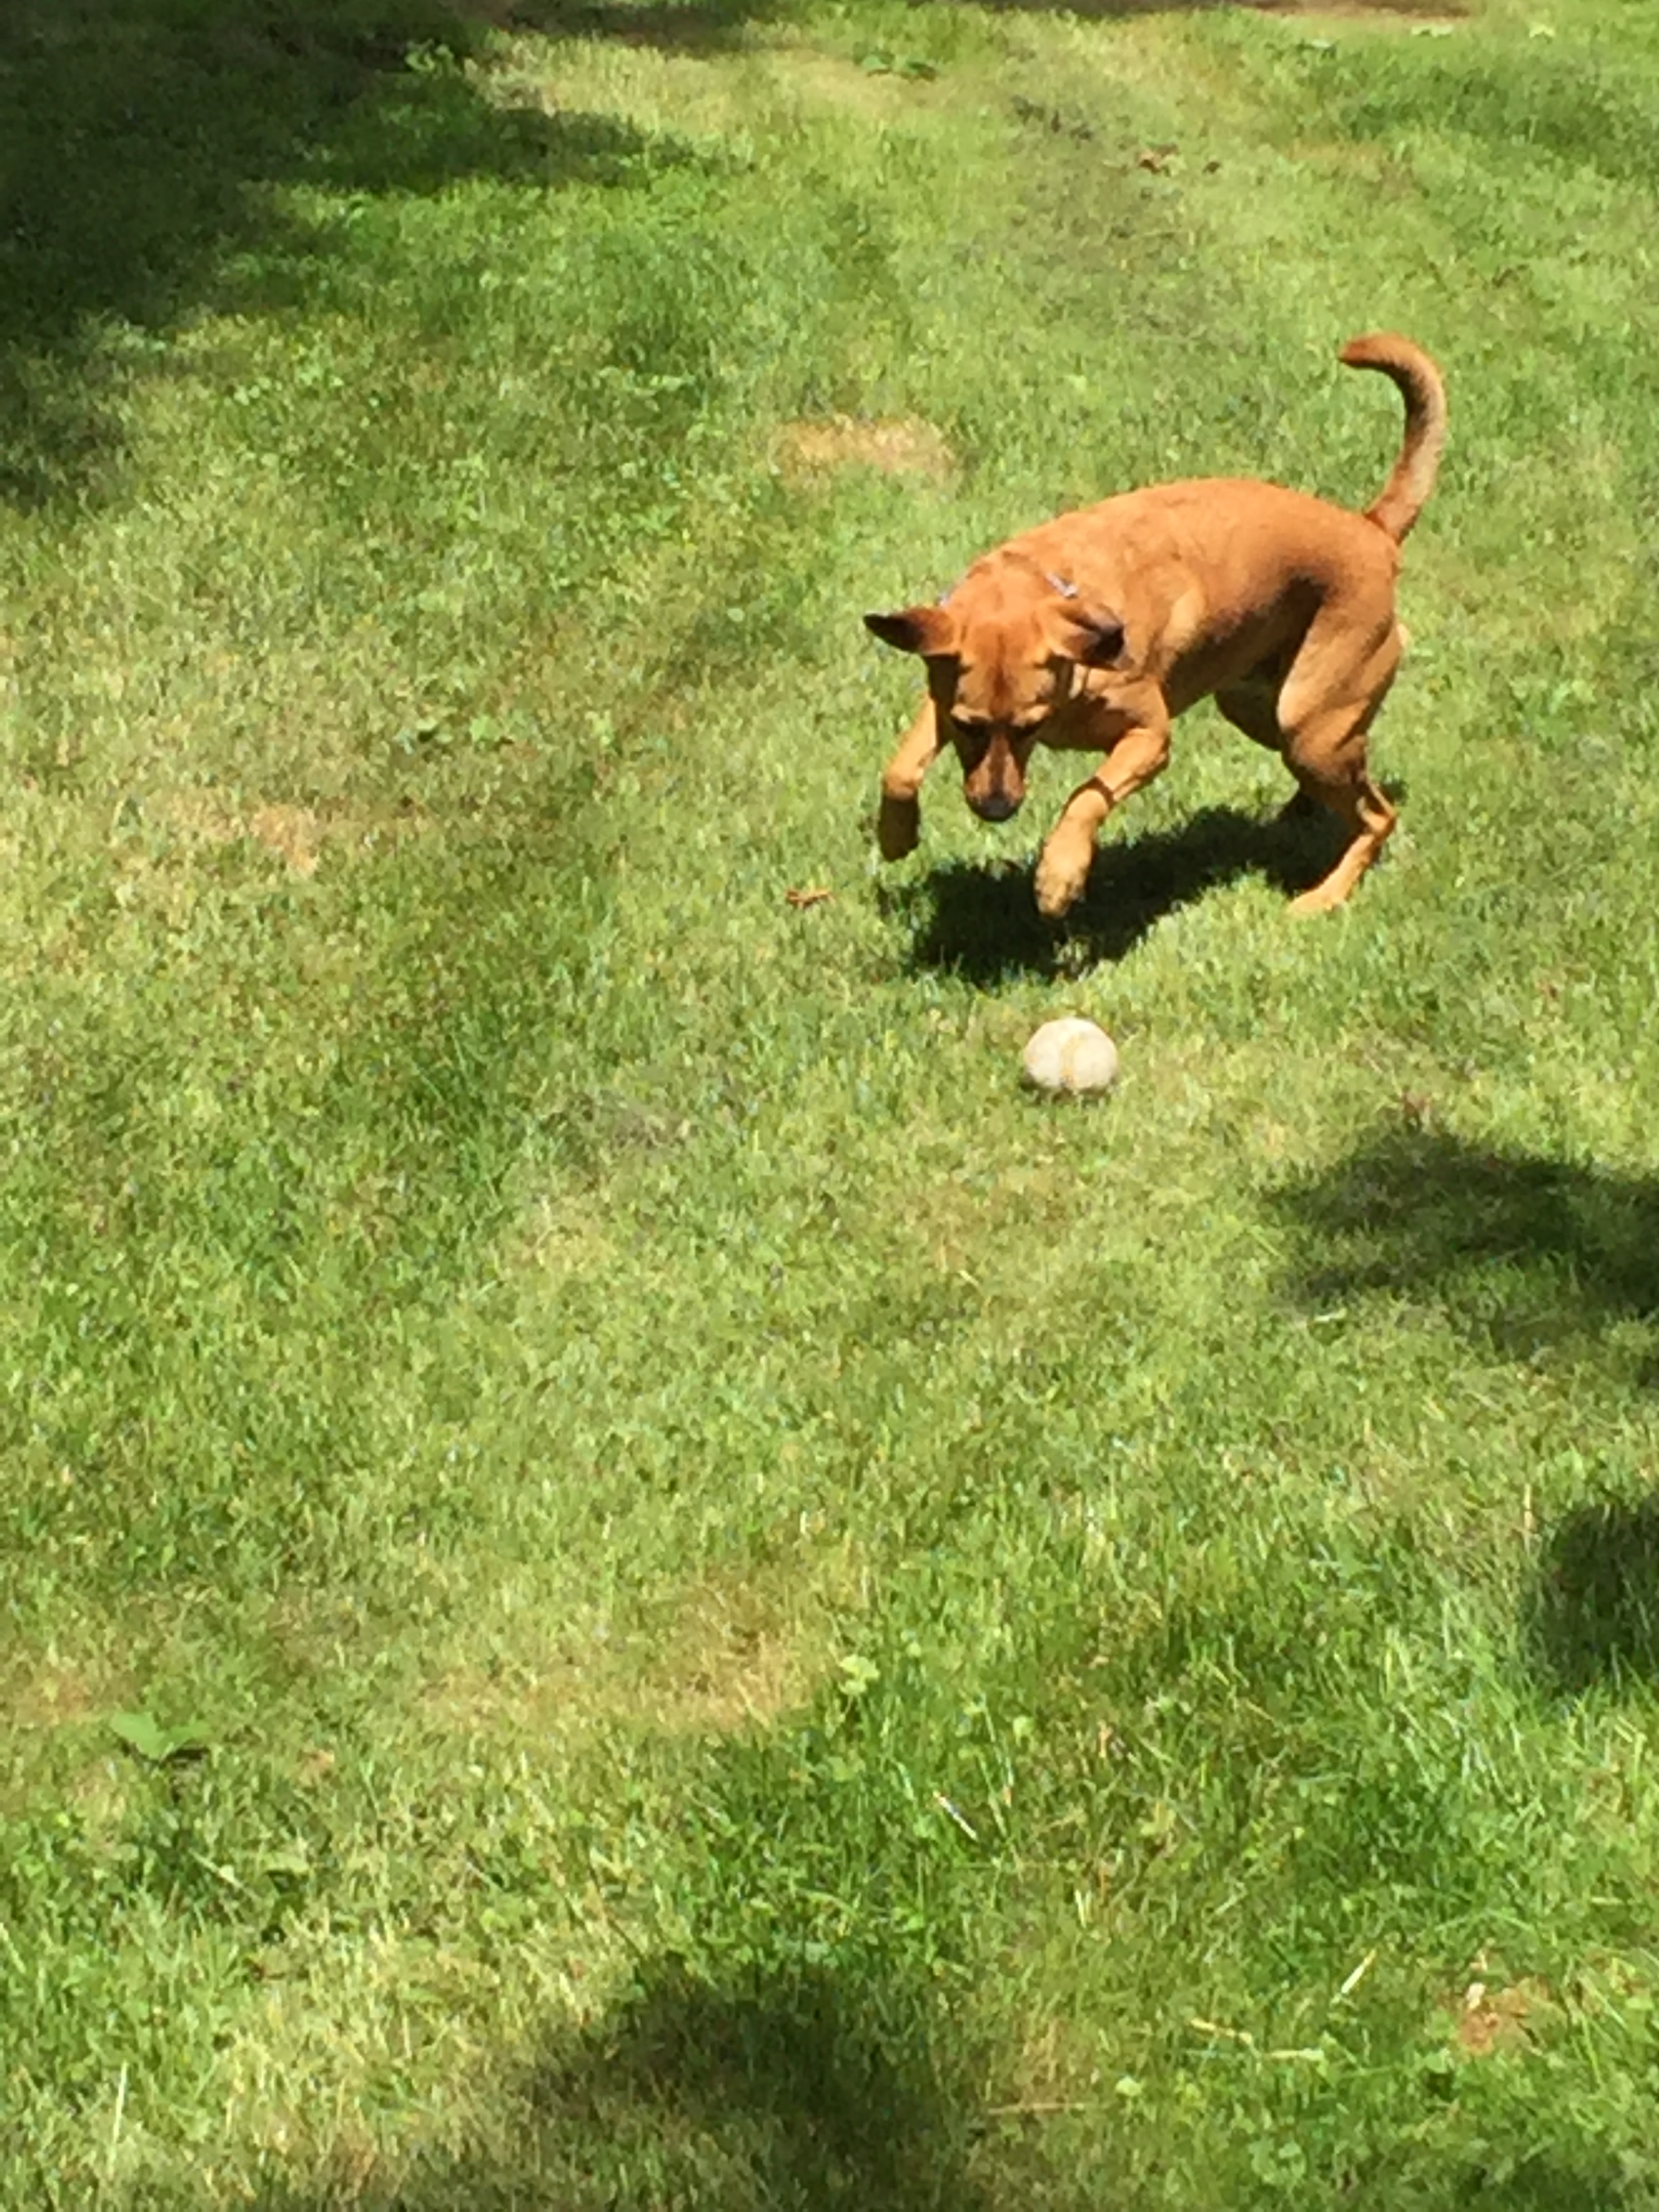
[3,0,1659,2203]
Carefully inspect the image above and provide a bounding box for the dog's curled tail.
[1340,333,1447,544]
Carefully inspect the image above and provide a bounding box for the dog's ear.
[864,605,956,657]
[1061,605,1127,668]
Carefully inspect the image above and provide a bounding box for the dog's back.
[982,480,1391,708]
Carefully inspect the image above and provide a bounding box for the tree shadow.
[0,0,701,506]
[892,801,1343,979]
[1529,1495,1659,1697]
[1268,1127,1659,1380]
[264,1958,999,2211]
[1252,1123,1659,1707]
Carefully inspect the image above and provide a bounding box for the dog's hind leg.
[878,701,945,860]
[1214,682,1284,752]
[1275,617,1402,915]
[1283,764,1395,913]
[1214,685,1322,823]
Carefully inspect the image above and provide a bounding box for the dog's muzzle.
[968,790,1023,823]
[961,729,1029,824]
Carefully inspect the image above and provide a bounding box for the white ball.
[1021,1017,1120,1097]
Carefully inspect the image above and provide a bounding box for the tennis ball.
[1021,1017,1120,1097]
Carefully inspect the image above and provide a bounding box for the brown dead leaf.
[785,886,834,910]
[1454,1978,1552,2057]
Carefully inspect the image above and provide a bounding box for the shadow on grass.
[1269,1128,1659,1376]
[893,802,1343,978]
[0,0,699,505]
[990,0,1466,13]
[1456,2161,1659,2212]
[269,1959,996,2212]
[493,0,790,45]
[1530,1496,1659,1696]
[505,0,1465,31]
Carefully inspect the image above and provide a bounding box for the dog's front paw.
[1286,880,1346,917]
[1034,836,1092,919]
[877,791,920,861]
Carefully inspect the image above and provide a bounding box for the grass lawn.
[3,0,1659,2201]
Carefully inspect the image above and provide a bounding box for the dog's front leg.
[877,700,944,861]
[1034,712,1170,919]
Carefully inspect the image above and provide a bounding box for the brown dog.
[866,334,1446,918]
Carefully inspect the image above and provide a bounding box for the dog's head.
[865,562,1124,822]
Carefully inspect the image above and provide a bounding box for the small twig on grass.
[1336,1948,1378,2002]
[985,2097,1097,2117]
[934,1791,980,1841]
[108,2064,128,2176]
[1188,2020,1328,2062]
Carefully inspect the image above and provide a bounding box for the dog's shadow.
[891,801,1349,979]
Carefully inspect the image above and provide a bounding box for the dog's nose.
[969,791,1022,823]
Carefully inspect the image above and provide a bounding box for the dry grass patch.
[2,1651,131,1734]
[1246,0,1466,18]
[777,415,955,484]
[988,2011,1107,2121]
[632,1575,818,1737]
[511,1189,618,1280]
[140,790,430,876]
[763,47,937,120]
[421,1565,848,1748]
